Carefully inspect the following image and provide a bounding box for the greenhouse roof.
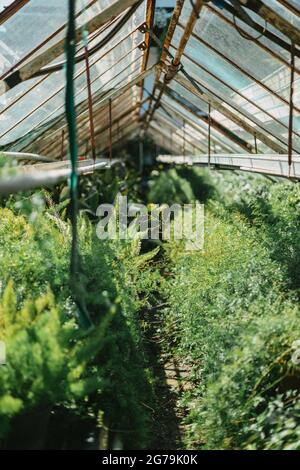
[0,0,299,174]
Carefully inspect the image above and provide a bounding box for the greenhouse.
[0,0,300,452]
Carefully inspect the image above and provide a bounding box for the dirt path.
[143,308,191,450]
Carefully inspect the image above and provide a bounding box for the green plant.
[0,282,114,442]
[0,199,158,448]
[154,170,300,449]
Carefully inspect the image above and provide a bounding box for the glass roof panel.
[0,1,146,148]
[168,43,300,152]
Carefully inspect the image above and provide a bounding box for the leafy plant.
[151,168,300,450]
[0,200,158,449]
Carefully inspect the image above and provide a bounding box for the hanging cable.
[65,0,92,328]
[233,14,267,41]
[66,0,78,285]
[288,41,295,177]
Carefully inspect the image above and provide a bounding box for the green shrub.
[0,203,157,448]
[0,282,113,441]
[161,204,300,449]
[148,168,196,205]
[194,302,300,450]
[205,170,300,292]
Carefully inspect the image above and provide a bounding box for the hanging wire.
[65,0,92,329]
[232,14,267,41]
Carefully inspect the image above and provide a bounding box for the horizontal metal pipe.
[157,153,300,179]
[0,159,120,195]
[0,151,55,162]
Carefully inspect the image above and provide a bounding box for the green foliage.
[0,283,114,441]
[0,155,18,177]
[0,202,157,448]
[154,168,300,450]
[207,171,300,291]
[148,168,196,205]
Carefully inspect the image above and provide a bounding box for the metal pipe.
[0,159,119,196]
[183,119,186,157]
[157,0,185,80]
[146,0,204,127]
[146,0,185,120]
[60,130,65,160]
[254,133,258,154]
[0,151,55,162]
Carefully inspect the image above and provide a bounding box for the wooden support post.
[109,98,113,164]
[0,0,28,26]
[254,132,258,154]
[60,130,65,160]
[84,44,96,162]
[208,103,211,167]
[288,41,295,176]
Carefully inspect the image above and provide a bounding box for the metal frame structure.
[0,0,299,192]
